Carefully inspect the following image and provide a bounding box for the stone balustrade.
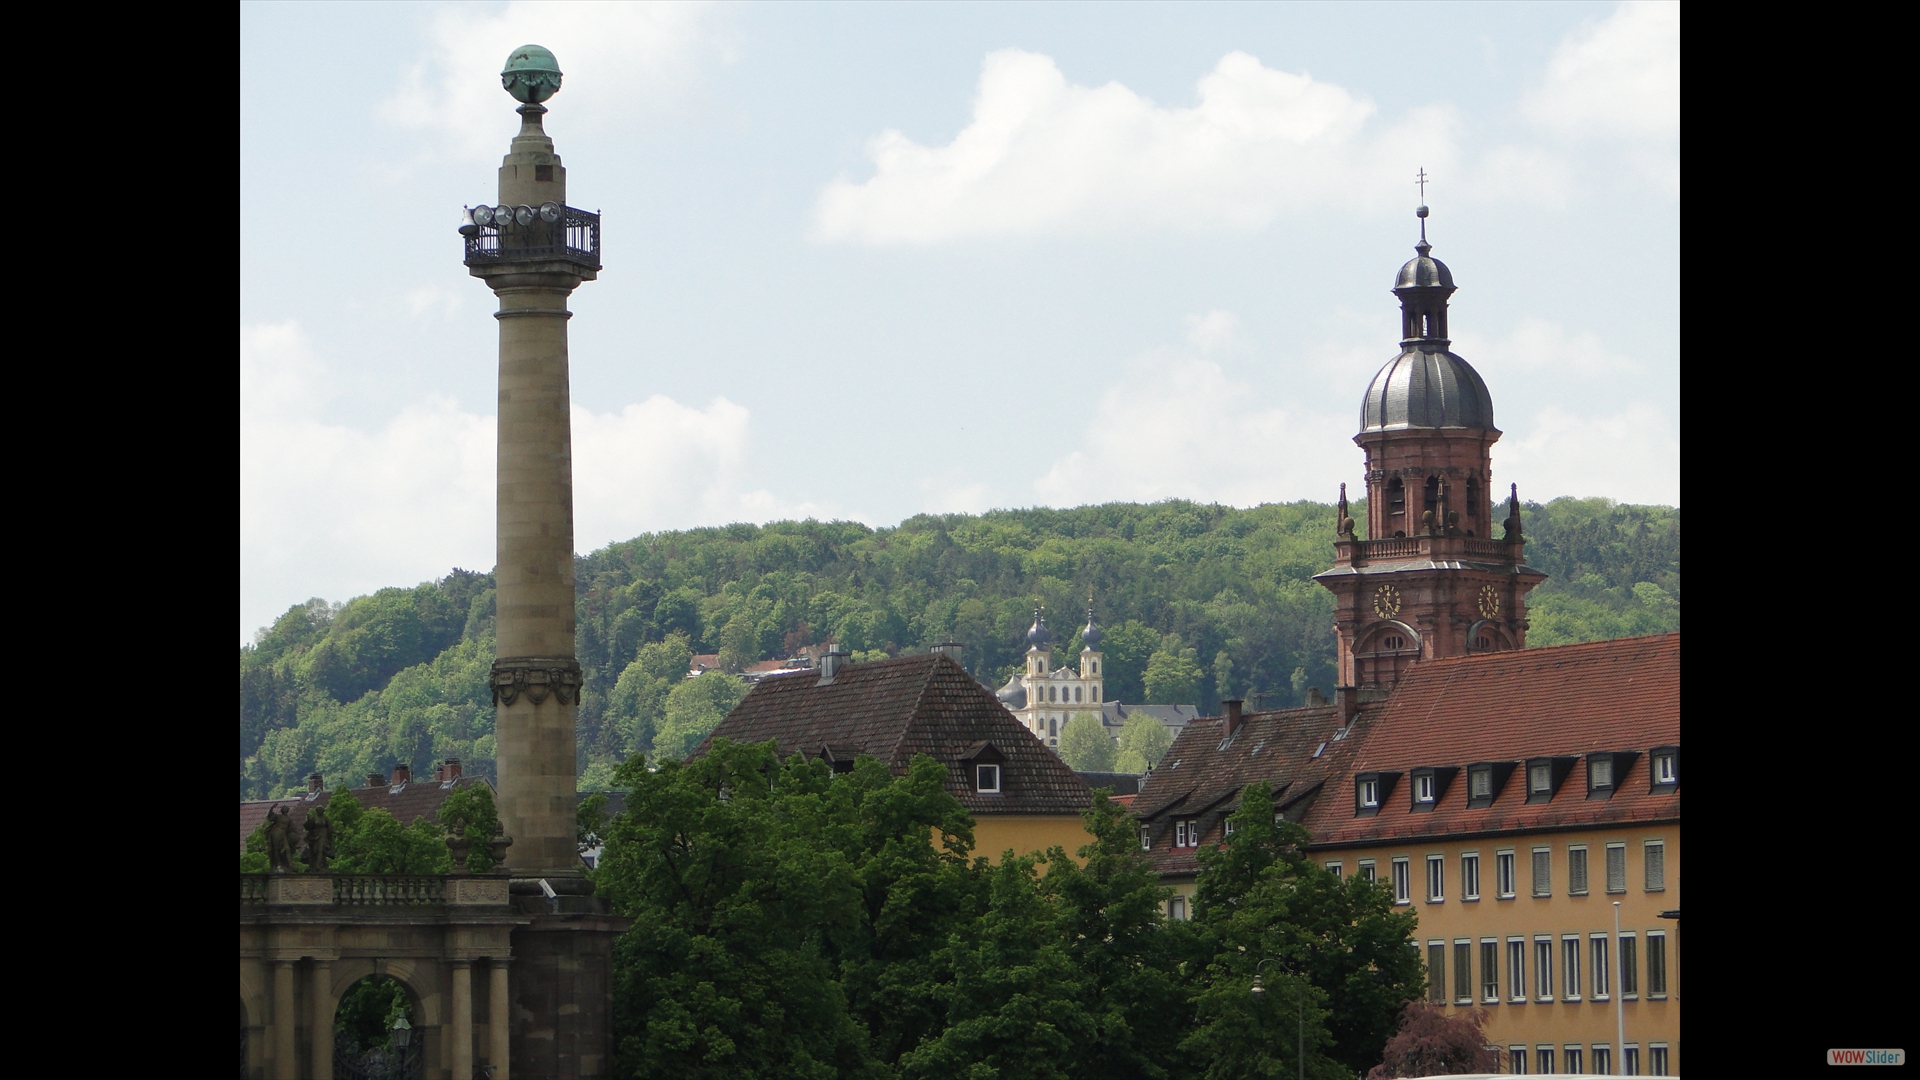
[240,872,512,908]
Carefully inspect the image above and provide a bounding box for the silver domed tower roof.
[1026,609,1052,649]
[1360,206,1496,434]
[1080,603,1102,650]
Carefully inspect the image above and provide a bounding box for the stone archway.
[332,973,423,1080]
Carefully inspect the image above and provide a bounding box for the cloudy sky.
[241,1,1679,643]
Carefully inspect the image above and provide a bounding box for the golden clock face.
[1477,585,1500,619]
[1372,584,1401,620]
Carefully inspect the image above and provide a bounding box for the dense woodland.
[240,496,1679,800]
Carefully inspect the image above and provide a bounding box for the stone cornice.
[490,657,582,706]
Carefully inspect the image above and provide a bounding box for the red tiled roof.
[1132,701,1385,877]
[698,652,1092,815]
[1305,633,1680,847]
[238,775,493,855]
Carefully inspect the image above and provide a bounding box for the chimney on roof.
[1336,685,1361,724]
[307,773,325,793]
[443,758,462,781]
[1305,687,1327,707]
[817,644,850,685]
[931,642,964,663]
[1223,699,1245,736]
[367,772,387,788]
[391,763,411,785]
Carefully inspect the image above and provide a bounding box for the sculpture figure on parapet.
[265,805,297,873]
[301,805,335,872]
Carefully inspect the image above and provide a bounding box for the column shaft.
[272,959,297,1079]
[452,960,475,1080]
[491,276,582,875]
[311,960,332,1080]
[490,959,512,1080]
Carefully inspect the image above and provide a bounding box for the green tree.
[606,632,692,754]
[1143,636,1202,705]
[323,787,453,875]
[1096,619,1162,704]
[1114,714,1174,774]
[596,740,883,1079]
[1057,713,1115,772]
[438,783,500,872]
[717,612,760,673]
[334,975,414,1054]
[651,672,751,761]
[1190,783,1424,1078]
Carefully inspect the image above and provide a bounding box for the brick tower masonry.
[1314,205,1546,698]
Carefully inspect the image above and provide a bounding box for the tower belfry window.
[1388,478,1405,519]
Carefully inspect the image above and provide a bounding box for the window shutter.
[1607,845,1627,892]
[1568,848,1588,894]
[1645,842,1666,891]
[1532,849,1552,896]
[1619,935,1638,996]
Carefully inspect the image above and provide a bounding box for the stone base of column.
[511,912,631,1079]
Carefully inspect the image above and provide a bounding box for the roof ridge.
[1414,632,1679,671]
[886,654,944,766]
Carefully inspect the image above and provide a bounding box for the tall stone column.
[490,958,513,1080]
[451,960,475,1079]
[467,48,597,884]
[311,960,333,1079]
[272,959,297,1079]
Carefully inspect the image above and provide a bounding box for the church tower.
[1314,204,1545,690]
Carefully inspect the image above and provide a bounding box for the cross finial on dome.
[1414,168,1432,251]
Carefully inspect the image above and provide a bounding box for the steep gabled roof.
[1133,702,1382,877]
[1305,633,1681,847]
[698,652,1092,815]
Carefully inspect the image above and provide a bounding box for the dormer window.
[1585,751,1639,800]
[1649,745,1679,791]
[1464,762,1516,810]
[1415,774,1434,802]
[1524,757,1578,804]
[1140,825,1152,851]
[1407,766,1457,812]
[976,764,1001,793]
[1354,771,1399,816]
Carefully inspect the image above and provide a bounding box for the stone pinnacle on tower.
[463,45,602,888]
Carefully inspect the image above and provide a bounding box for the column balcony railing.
[463,205,600,271]
[1331,532,1521,568]
[240,872,512,909]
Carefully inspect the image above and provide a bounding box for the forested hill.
[240,497,1679,799]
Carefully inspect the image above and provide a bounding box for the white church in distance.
[995,606,1196,752]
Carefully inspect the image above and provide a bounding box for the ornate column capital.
[489,657,582,706]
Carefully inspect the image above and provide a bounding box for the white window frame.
[1174,820,1189,848]
[1470,767,1493,799]
[1536,1046,1554,1074]
[976,763,1001,793]
[1426,854,1445,902]
[1415,773,1435,803]
[1139,824,1152,851]
[1168,896,1187,921]
[1508,1047,1526,1075]
[1461,851,1481,901]
[1391,857,1412,905]
[1589,755,1613,788]
[1360,778,1380,807]
[1533,937,1554,1002]
[1624,1044,1640,1076]
[1644,839,1667,892]
[1496,849,1516,899]
[1606,842,1628,893]
[1479,938,1499,1003]
[1531,846,1552,897]
[1223,818,1237,837]
[1592,1045,1612,1075]
[1653,750,1677,784]
[1358,859,1377,884]
[1649,1044,1669,1075]
[1567,844,1589,895]
[1325,860,1343,879]
[1562,935,1582,1001]
[1590,933,1610,1000]
[1506,937,1527,1002]
[1564,1045,1583,1073]
[1528,762,1552,795]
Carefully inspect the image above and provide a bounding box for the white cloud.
[1523,1,1678,193]
[380,1,724,162]
[1454,317,1644,378]
[1185,309,1241,353]
[1034,319,1353,507]
[1496,403,1679,506]
[241,320,818,642]
[815,49,1457,244]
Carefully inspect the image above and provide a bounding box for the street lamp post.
[1249,958,1304,1080]
[391,1015,412,1080]
[1613,901,1624,1076]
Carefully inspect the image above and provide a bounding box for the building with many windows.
[1132,212,1678,1073]
[996,606,1197,754]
